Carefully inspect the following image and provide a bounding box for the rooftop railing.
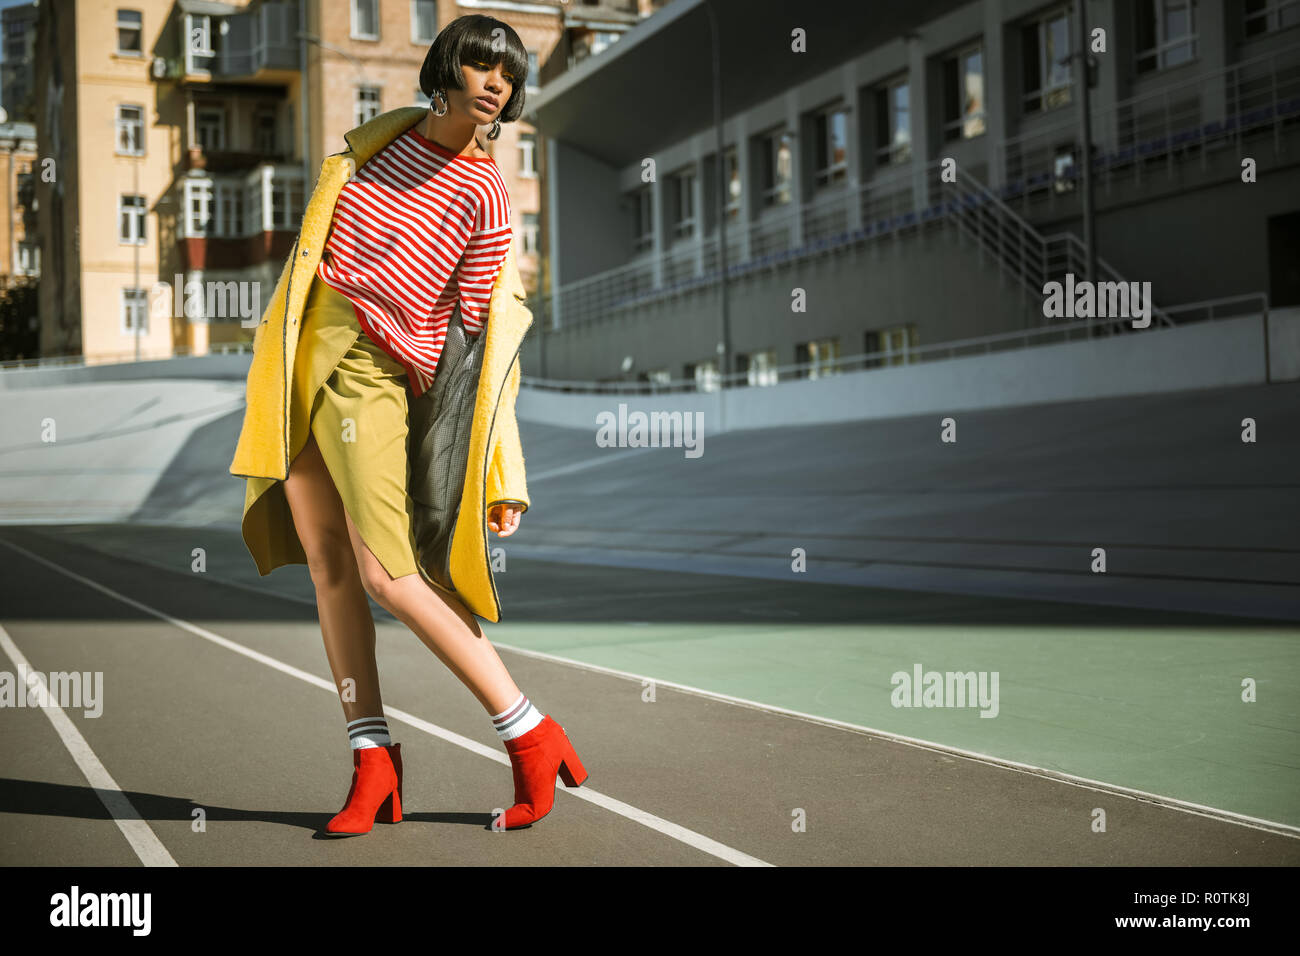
[995,40,1300,210]
[520,291,1269,395]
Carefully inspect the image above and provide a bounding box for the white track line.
[0,536,772,867]
[0,623,177,867]
[10,531,1299,843]
[488,643,1300,840]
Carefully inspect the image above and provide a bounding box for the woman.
[228,15,587,835]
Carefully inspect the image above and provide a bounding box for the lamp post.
[1076,0,1097,338]
[134,144,141,361]
[703,0,730,429]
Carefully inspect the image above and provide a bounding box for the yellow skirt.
[287,276,425,583]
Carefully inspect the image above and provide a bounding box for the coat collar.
[342,106,430,167]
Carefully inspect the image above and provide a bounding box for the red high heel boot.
[496,716,588,830]
[325,743,403,836]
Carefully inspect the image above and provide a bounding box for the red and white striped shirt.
[315,125,513,397]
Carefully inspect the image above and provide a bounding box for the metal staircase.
[934,168,1174,333]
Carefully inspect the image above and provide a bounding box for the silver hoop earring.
[429,89,448,117]
[487,118,501,141]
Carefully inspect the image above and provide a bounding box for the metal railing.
[216,1,300,77]
[0,293,1266,383]
[0,341,254,372]
[936,168,1175,329]
[530,164,928,333]
[996,40,1300,207]
[521,290,1269,395]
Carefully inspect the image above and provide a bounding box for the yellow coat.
[229,106,532,623]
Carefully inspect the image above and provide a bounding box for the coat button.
[302,248,309,256]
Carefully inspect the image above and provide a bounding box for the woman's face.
[454,56,516,124]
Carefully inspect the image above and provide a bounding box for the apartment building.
[30,0,570,364]
[524,0,1300,386]
[0,120,38,289]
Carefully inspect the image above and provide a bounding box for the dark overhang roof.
[522,0,960,166]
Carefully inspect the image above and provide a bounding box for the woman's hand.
[487,503,522,537]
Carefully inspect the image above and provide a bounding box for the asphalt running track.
[1,523,1296,867]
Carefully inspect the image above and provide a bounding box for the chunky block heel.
[557,736,588,788]
[375,743,403,823]
[326,742,403,835]
[497,716,589,830]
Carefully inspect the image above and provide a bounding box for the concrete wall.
[526,222,1044,381]
[518,308,1300,432]
[4,310,1295,439]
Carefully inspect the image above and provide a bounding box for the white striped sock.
[348,716,391,750]
[491,693,543,742]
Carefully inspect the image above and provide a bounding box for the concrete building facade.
[524,0,1300,387]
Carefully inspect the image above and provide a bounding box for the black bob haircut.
[419,15,530,125]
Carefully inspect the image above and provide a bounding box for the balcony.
[184,145,290,173]
[179,1,300,84]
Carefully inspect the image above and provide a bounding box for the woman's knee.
[355,559,404,613]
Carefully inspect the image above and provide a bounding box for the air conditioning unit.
[151,56,167,78]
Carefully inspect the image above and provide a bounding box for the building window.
[119,194,147,244]
[737,349,778,386]
[671,168,696,240]
[116,9,142,56]
[186,178,213,236]
[633,187,653,253]
[522,213,539,255]
[255,108,277,154]
[527,51,539,93]
[723,146,740,221]
[576,30,620,64]
[16,241,40,276]
[1053,145,1077,193]
[122,288,149,333]
[519,131,537,177]
[196,107,225,150]
[794,338,840,379]
[813,104,849,188]
[865,326,918,367]
[185,13,215,73]
[1022,7,1072,113]
[353,0,379,40]
[216,182,244,236]
[874,78,911,166]
[248,179,262,231]
[759,129,794,206]
[942,45,986,141]
[1137,0,1198,73]
[116,104,145,155]
[1244,0,1300,34]
[411,0,435,42]
[685,359,720,392]
[355,86,381,126]
[271,179,305,229]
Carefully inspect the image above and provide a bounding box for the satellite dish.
[621,355,633,373]
[0,107,8,124]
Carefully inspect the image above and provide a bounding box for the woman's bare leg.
[283,433,384,720]
[339,508,522,718]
